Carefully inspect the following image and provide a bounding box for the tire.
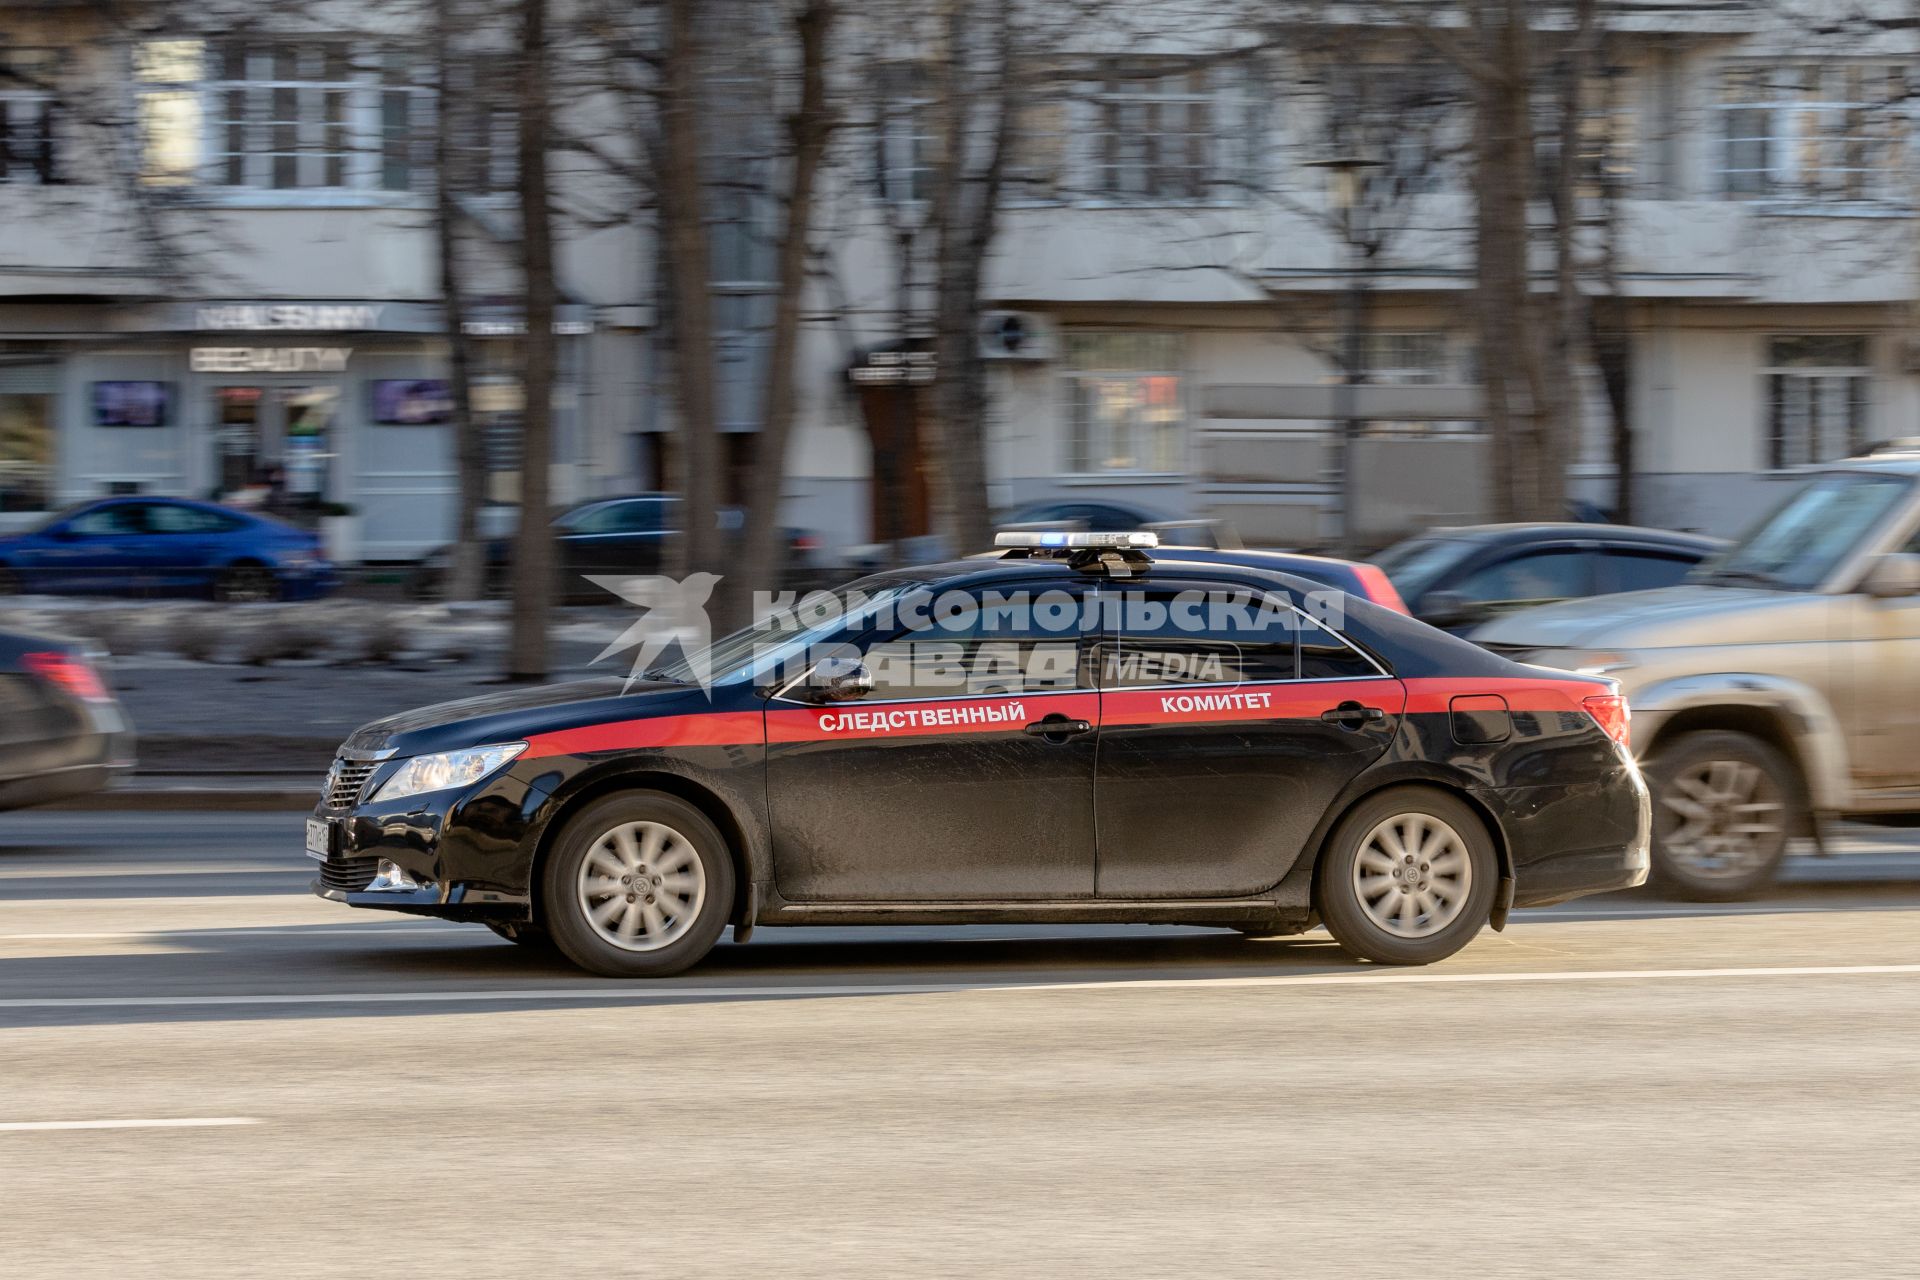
[214,562,281,603]
[1646,730,1794,902]
[540,792,735,979]
[0,564,18,594]
[1314,787,1498,965]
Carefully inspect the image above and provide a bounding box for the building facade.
[5,2,1920,560]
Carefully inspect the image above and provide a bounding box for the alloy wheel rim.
[1352,813,1473,939]
[577,820,706,953]
[1659,759,1783,879]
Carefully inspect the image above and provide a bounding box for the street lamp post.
[1310,155,1379,557]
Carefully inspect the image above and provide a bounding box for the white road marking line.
[0,1118,261,1132]
[2,963,1919,1011]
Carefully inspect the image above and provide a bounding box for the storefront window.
[0,394,54,513]
[1064,333,1185,474]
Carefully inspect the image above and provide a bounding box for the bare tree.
[509,0,558,679]
[656,0,722,581]
[733,0,838,620]
[434,0,489,602]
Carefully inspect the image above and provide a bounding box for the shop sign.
[190,347,353,374]
[849,349,936,386]
[196,304,383,331]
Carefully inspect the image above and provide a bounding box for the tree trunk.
[659,0,721,582]
[926,0,1012,556]
[732,0,835,628]
[508,0,556,680]
[435,0,487,603]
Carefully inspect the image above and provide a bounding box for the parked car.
[0,497,335,602]
[1147,547,1410,614]
[1474,453,1920,899]
[409,496,824,602]
[0,629,133,810]
[309,531,1646,976]
[1372,523,1725,633]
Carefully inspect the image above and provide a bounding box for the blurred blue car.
[0,497,336,602]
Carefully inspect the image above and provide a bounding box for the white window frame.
[1718,61,1914,209]
[1765,336,1873,469]
[135,37,435,207]
[1083,60,1246,206]
[0,49,60,185]
[1060,333,1188,478]
[875,63,937,206]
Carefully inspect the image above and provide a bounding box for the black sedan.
[0,630,134,809]
[308,531,1649,977]
[1373,523,1726,633]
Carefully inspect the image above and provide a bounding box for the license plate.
[305,818,334,861]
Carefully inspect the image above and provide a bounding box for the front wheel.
[1315,788,1497,965]
[541,792,735,978]
[1647,730,1794,901]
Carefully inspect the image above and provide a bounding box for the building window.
[0,394,54,513]
[1766,336,1871,468]
[1324,60,1462,198]
[0,50,60,184]
[1064,333,1185,474]
[1365,333,1447,385]
[135,38,432,195]
[1090,61,1232,202]
[875,63,937,204]
[1720,64,1911,203]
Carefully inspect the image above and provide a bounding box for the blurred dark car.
[1160,547,1411,615]
[0,497,335,602]
[0,630,134,810]
[1373,523,1726,633]
[1000,498,1240,550]
[1002,498,1181,532]
[410,495,823,602]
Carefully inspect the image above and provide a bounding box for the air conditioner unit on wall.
[979,311,1059,362]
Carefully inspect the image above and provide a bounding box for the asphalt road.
[4,811,1920,1278]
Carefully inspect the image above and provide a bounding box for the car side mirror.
[1420,590,1480,626]
[1862,552,1920,599]
[809,656,874,702]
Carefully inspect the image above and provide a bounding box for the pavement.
[3,810,1920,1276]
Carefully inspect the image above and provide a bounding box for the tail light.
[1582,693,1631,749]
[1351,564,1410,615]
[23,651,112,703]
[790,534,820,552]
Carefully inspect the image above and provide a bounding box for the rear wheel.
[540,792,734,978]
[1315,788,1497,965]
[1647,730,1793,901]
[213,562,280,603]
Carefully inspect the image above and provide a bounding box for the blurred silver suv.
[1475,452,1920,899]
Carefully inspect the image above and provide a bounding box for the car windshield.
[1373,537,1476,600]
[1692,471,1913,591]
[649,582,924,687]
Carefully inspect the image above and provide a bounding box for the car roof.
[1816,452,1920,476]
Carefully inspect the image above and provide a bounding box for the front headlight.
[371,742,527,803]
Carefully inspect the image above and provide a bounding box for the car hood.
[341,677,719,757]
[1470,584,1835,651]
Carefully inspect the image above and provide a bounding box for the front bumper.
[305,774,541,919]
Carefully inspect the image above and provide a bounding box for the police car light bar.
[994,530,1160,550]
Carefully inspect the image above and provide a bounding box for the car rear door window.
[1102,587,1302,687]
[1298,616,1383,680]
[1455,547,1593,606]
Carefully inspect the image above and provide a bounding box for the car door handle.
[1024,715,1093,740]
[1320,703,1386,726]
